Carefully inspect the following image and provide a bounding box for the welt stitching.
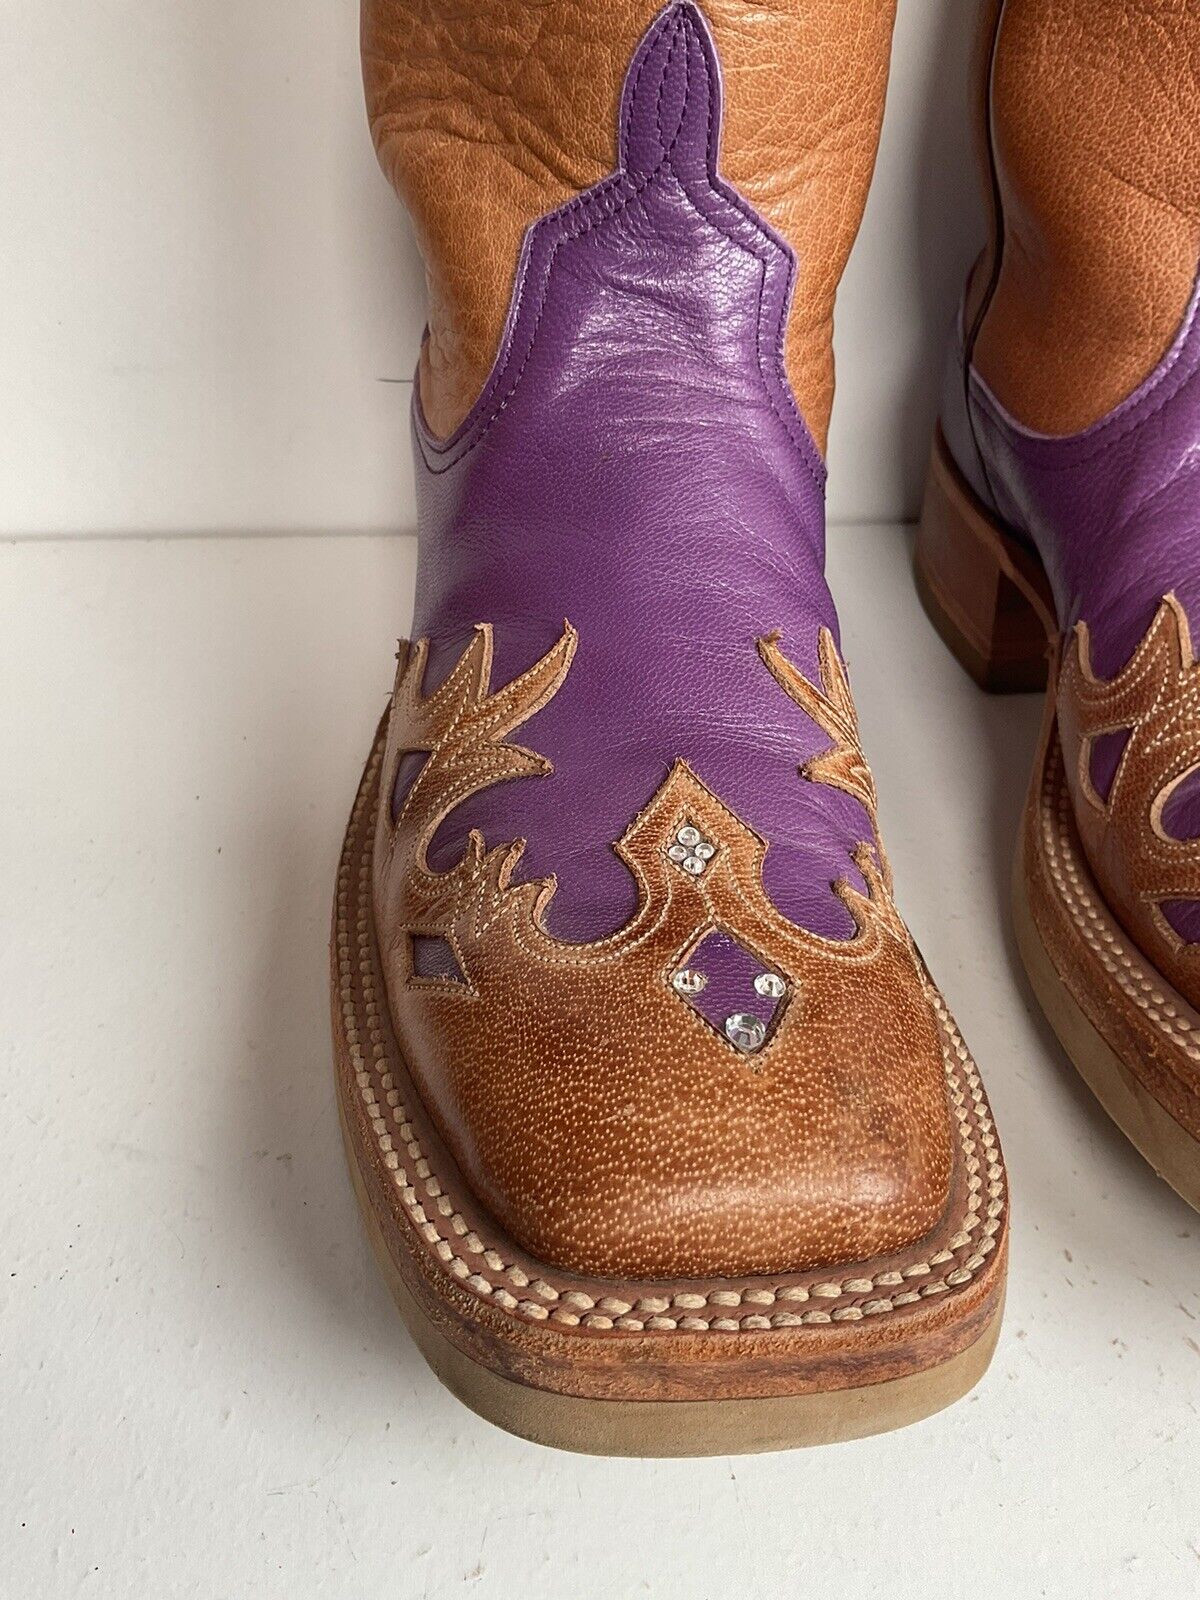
[339,742,1005,1331]
[1040,740,1200,1088]
[418,13,824,496]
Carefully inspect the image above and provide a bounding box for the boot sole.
[916,428,1200,1211]
[338,1090,1003,1455]
[332,727,1007,1456]
[1013,800,1200,1211]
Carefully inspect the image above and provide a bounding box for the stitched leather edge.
[337,736,1007,1333]
[1036,733,1200,1086]
[411,4,826,496]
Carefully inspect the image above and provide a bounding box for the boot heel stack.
[914,429,1055,693]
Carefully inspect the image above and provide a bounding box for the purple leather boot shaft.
[945,278,1200,682]
[943,263,1200,933]
[403,3,870,943]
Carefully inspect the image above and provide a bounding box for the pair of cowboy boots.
[332,0,1200,1455]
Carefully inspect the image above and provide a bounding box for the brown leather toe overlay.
[1058,595,1200,1006]
[368,623,955,1281]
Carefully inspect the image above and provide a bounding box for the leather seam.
[339,747,1006,1328]
[412,19,668,474]
[969,277,1200,472]
[1037,736,1200,1089]
[413,6,825,496]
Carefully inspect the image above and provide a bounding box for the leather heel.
[915,429,1054,693]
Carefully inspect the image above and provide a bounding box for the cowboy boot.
[918,0,1200,1209]
[334,0,1007,1454]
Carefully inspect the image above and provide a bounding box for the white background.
[0,0,983,538]
[7,4,1199,1598]
[6,529,1199,1598]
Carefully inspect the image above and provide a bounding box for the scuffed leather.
[972,0,1200,435]
[375,618,953,1280]
[362,0,896,449]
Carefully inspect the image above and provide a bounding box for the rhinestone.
[754,972,786,999]
[667,843,688,863]
[693,841,715,861]
[725,1013,767,1052]
[677,825,701,848]
[672,968,707,995]
[682,855,705,876]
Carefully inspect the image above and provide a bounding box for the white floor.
[3,526,1198,1599]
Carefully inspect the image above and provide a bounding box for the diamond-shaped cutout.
[408,933,467,986]
[669,929,789,1052]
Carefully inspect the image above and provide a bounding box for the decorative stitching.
[1059,596,1200,945]
[338,745,1006,1333]
[759,627,900,927]
[652,14,686,159]
[969,273,1200,471]
[1037,735,1200,1079]
[413,4,825,496]
[387,617,901,968]
[410,18,666,461]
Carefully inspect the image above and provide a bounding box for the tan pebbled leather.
[362,0,896,450]
[1058,595,1200,1008]
[915,414,1200,1194]
[1021,699,1200,1156]
[336,724,1009,1440]
[973,0,1200,435]
[369,620,955,1282]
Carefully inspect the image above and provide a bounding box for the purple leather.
[1161,769,1200,940]
[945,268,1200,869]
[410,933,466,984]
[403,3,870,942]
[948,278,1200,680]
[1161,779,1200,842]
[1161,899,1200,943]
[674,929,788,1042]
[1087,728,1130,805]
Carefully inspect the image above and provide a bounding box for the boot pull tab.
[618,2,722,189]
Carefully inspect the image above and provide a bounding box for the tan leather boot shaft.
[973,0,1200,435]
[361,0,896,451]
